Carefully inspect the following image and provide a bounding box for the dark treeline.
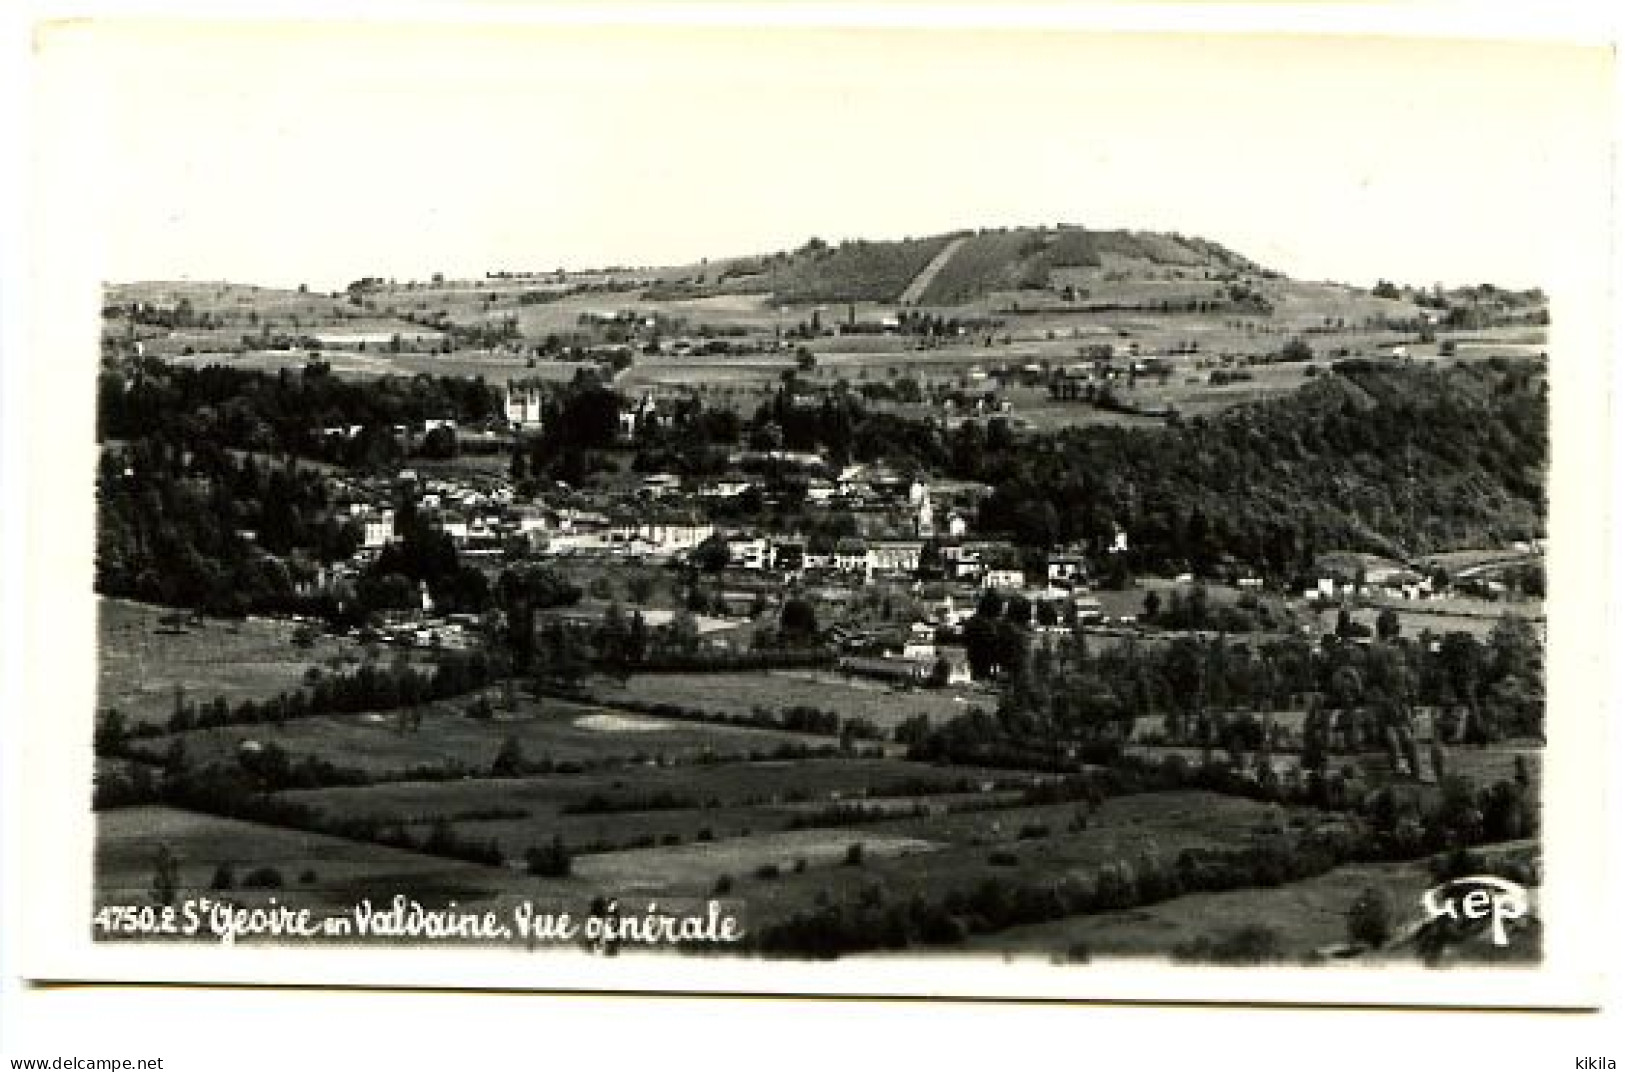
[97,437,354,613]
[752,755,1536,958]
[100,360,503,460]
[97,438,493,617]
[96,751,507,868]
[968,361,1546,571]
[906,613,1544,768]
[96,650,494,748]
[738,360,1545,575]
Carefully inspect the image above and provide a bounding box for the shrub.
[714,874,734,895]
[209,863,235,891]
[298,868,319,886]
[755,863,782,880]
[525,835,572,878]
[1172,924,1285,965]
[988,850,1020,867]
[1061,942,1092,964]
[1347,886,1394,949]
[1017,822,1051,841]
[843,843,865,867]
[241,866,284,889]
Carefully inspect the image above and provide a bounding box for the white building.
[867,540,923,575]
[983,569,1026,590]
[505,381,545,427]
[362,510,396,549]
[726,536,772,571]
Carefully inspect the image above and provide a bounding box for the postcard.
[9,9,1615,1011]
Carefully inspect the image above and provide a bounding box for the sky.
[30,18,1616,292]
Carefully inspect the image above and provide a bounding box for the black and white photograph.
[3,4,1619,1041]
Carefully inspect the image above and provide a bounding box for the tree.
[150,843,180,907]
[780,598,819,645]
[94,708,127,753]
[491,734,526,777]
[626,573,656,605]
[1375,608,1401,641]
[526,835,572,878]
[692,534,730,575]
[1346,886,1393,948]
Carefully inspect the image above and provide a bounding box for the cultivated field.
[98,598,369,727]
[168,347,593,385]
[959,858,1441,961]
[276,757,1041,864]
[593,670,988,732]
[148,692,839,778]
[96,805,548,911]
[717,791,1321,929]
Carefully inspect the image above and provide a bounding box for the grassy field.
[168,347,593,385]
[276,757,1042,864]
[1318,599,1541,642]
[958,858,1440,961]
[96,805,549,911]
[574,830,943,892]
[148,690,840,778]
[592,670,988,732]
[716,791,1317,929]
[99,598,367,728]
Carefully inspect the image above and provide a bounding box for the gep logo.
[1419,875,1530,947]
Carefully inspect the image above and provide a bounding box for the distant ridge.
[643,224,1270,307]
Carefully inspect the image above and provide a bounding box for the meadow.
[96,805,554,912]
[98,598,370,728]
[148,691,839,778]
[592,670,986,732]
[958,858,1441,961]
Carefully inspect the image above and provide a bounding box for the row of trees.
[753,755,1533,957]
[100,360,503,461]
[910,614,1543,769]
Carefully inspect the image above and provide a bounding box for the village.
[280,367,1541,701]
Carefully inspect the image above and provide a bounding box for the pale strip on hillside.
[897,234,970,306]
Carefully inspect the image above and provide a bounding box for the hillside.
[966,358,1548,567]
[638,225,1268,307]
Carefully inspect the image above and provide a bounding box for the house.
[902,622,939,661]
[362,510,396,549]
[1074,596,1104,624]
[867,539,923,576]
[640,520,716,553]
[726,536,772,571]
[701,480,755,500]
[639,473,683,499]
[618,393,669,439]
[834,538,869,574]
[1047,554,1088,585]
[982,568,1026,590]
[936,645,974,685]
[504,381,545,427]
